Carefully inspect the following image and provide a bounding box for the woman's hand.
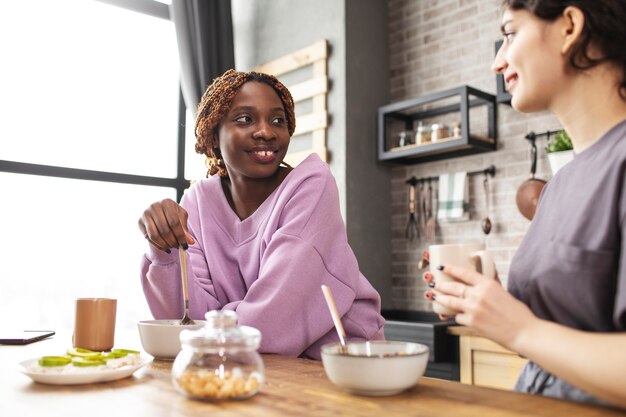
[138,198,195,253]
[423,265,537,351]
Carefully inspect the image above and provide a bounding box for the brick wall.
[387,0,562,310]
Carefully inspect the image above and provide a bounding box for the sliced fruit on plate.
[113,348,140,355]
[71,357,106,367]
[66,347,103,360]
[103,351,126,359]
[38,356,72,367]
[104,348,141,359]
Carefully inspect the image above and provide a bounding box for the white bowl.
[137,319,205,360]
[321,340,429,396]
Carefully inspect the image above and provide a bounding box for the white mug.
[429,243,495,316]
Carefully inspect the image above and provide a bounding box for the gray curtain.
[170,0,235,115]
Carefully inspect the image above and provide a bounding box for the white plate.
[19,356,151,385]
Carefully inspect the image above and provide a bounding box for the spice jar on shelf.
[430,123,450,142]
[452,121,462,138]
[397,130,414,147]
[172,310,264,401]
[415,121,429,144]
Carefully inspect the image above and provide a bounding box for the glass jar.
[430,123,449,142]
[397,130,414,147]
[452,121,462,138]
[415,121,429,144]
[171,311,264,401]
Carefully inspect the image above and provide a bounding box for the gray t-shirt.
[508,118,626,405]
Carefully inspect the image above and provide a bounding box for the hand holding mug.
[424,262,538,352]
[423,243,496,316]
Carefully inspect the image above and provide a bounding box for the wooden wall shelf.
[377,85,497,164]
[254,39,329,166]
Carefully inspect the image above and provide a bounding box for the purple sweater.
[140,154,385,359]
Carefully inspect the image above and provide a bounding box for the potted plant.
[546,129,574,175]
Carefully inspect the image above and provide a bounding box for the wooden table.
[1,330,624,417]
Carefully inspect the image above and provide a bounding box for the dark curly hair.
[194,69,296,177]
[502,0,626,99]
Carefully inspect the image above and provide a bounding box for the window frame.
[0,0,191,202]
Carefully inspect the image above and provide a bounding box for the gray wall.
[232,0,392,308]
[344,0,392,308]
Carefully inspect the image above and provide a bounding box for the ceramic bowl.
[137,319,205,360]
[321,340,429,396]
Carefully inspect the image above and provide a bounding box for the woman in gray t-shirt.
[423,0,626,409]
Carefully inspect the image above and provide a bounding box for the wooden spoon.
[321,285,347,352]
[179,247,195,325]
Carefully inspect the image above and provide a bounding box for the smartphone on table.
[0,330,55,345]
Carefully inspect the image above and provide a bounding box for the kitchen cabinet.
[377,85,497,164]
[448,326,527,390]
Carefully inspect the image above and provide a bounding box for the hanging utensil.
[179,247,195,325]
[405,177,419,241]
[425,179,436,241]
[418,180,426,237]
[481,173,492,235]
[516,132,547,220]
[431,181,438,238]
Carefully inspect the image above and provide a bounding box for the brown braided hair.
[195,69,296,177]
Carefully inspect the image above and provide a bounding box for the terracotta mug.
[73,298,117,351]
[429,243,495,316]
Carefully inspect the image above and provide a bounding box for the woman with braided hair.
[138,69,385,359]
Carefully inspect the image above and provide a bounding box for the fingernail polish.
[428,282,435,288]
[436,265,444,271]
[182,242,189,250]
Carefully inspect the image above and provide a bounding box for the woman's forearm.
[513,319,626,408]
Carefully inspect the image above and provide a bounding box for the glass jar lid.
[180,310,261,351]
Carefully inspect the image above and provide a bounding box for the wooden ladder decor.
[253,39,329,166]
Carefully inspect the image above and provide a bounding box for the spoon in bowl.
[179,247,195,325]
[321,285,347,353]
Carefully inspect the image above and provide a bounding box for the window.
[0,0,198,331]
